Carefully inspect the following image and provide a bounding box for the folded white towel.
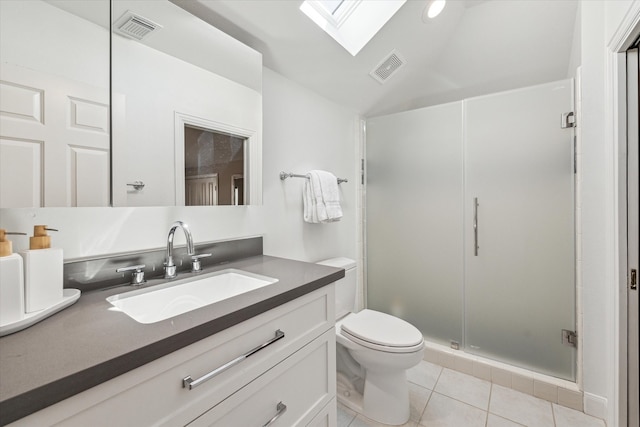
[303,174,319,223]
[303,170,342,223]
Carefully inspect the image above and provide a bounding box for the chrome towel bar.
[279,171,348,184]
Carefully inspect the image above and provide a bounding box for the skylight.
[300,0,407,56]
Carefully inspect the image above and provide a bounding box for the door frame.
[610,5,640,426]
[625,46,640,427]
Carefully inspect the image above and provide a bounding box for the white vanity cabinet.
[188,329,335,426]
[9,285,336,427]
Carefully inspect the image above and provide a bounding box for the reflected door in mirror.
[183,126,245,206]
[0,64,109,207]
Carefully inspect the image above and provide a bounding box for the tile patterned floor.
[337,361,606,427]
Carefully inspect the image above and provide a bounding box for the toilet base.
[362,370,410,425]
[337,369,411,426]
[336,373,364,413]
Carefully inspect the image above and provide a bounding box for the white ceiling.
[174,0,579,117]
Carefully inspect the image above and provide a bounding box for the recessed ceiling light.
[423,0,446,21]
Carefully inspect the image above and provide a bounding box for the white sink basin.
[107,269,278,324]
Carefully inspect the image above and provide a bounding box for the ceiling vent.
[114,11,161,41]
[370,50,406,84]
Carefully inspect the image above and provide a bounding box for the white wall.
[579,1,610,419]
[261,68,359,263]
[0,67,359,264]
[605,0,637,43]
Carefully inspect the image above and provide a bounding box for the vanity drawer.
[307,398,337,427]
[188,329,335,427]
[10,285,334,427]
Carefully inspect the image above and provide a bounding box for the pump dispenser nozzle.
[29,225,59,250]
[0,229,27,257]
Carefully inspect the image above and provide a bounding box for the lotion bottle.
[0,229,27,324]
[20,226,63,313]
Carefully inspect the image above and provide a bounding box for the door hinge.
[631,269,637,290]
[361,158,365,185]
[561,112,575,128]
[562,329,577,347]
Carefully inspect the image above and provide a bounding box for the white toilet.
[317,258,425,425]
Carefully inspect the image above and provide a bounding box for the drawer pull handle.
[182,329,285,390]
[262,402,287,427]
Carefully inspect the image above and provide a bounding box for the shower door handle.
[473,197,479,256]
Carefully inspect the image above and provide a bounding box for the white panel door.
[464,80,575,380]
[0,137,42,207]
[0,63,109,207]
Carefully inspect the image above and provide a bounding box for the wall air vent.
[114,11,162,41]
[369,50,406,84]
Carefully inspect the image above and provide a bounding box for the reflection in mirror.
[111,0,262,207]
[0,0,110,208]
[184,127,246,206]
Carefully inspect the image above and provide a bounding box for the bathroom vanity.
[0,255,342,426]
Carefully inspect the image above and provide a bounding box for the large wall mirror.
[0,0,262,208]
[111,0,262,207]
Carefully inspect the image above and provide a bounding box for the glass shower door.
[366,102,464,346]
[463,80,576,380]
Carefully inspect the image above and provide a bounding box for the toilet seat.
[340,309,424,354]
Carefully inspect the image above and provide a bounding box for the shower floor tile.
[338,360,607,427]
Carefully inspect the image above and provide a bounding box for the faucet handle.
[191,253,212,273]
[116,264,146,286]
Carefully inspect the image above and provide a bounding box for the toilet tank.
[316,257,357,320]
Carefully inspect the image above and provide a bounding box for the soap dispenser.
[0,230,27,325]
[20,226,63,313]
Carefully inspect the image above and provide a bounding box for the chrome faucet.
[164,221,195,279]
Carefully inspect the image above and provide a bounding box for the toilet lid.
[340,309,424,351]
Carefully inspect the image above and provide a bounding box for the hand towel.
[303,170,342,223]
[303,174,319,223]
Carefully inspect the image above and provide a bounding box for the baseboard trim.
[583,392,608,421]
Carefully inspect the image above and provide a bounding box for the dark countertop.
[0,255,344,425]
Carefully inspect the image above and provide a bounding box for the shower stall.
[366,79,576,380]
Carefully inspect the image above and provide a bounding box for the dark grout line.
[485,383,493,427]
